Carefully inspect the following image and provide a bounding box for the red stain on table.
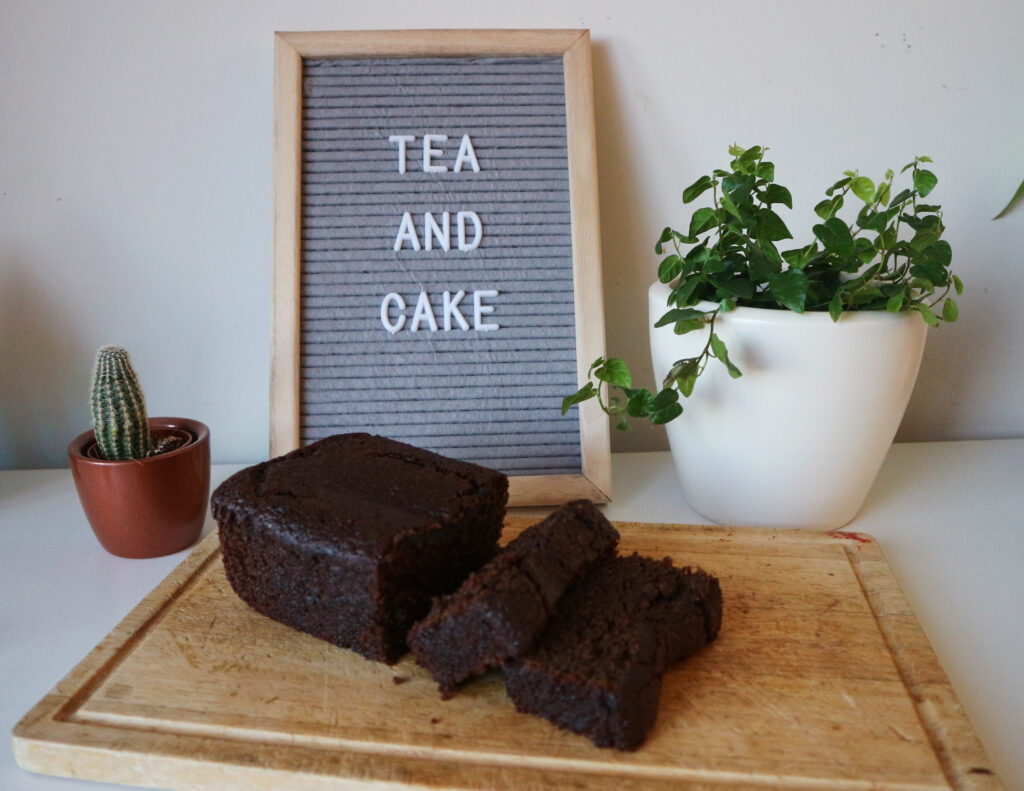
[827,530,874,546]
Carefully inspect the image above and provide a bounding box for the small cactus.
[90,346,155,460]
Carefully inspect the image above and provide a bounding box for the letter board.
[272,30,610,505]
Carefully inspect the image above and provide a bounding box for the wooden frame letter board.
[272,30,611,505]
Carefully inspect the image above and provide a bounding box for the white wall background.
[2,0,1022,469]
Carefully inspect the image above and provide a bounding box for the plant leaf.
[674,319,707,335]
[757,209,793,241]
[876,180,891,206]
[666,357,700,384]
[653,308,705,328]
[594,358,632,388]
[648,389,683,424]
[754,236,783,266]
[709,275,755,301]
[654,226,673,254]
[914,169,938,197]
[767,269,809,312]
[825,176,851,196]
[889,188,914,207]
[719,190,742,220]
[921,239,952,268]
[688,206,718,237]
[709,333,742,378]
[561,382,596,414]
[814,195,844,220]
[910,256,949,284]
[650,388,680,410]
[658,254,683,283]
[994,177,1024,219]
[813,217,855,256]
[685,240,712,266]
[856,207,888,232]
[914,302,940,327]
[626,388,653,417]
[829,291,844,321]
[910,227,941,252]
[669,359,701,396]
[782,242,818,269]
[670,275,703,307]
[650,403,683,424]
[762,183,793,208]
[723,173,756,203]
[942,298,959,322]
[682,175,714,204]
[850,176,875,203]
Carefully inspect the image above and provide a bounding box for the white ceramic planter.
[649,281,928,529]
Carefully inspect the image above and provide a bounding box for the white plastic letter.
[410,291,439,332]
[453,134,481,173]
[424,211,451,252]
[388,135,415,174]
[473,289,499,331]
[457,211,483,251]
[393,212,421,251]
[443,290,470,331]
[380,292,406,333]
[423,134,448,173]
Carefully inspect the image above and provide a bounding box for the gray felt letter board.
[274,31,611,504]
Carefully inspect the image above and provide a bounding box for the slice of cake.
[210,433,508,664]
[408,500,619,697]
[504,554,722,751]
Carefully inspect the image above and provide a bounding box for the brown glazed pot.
[67,417,211,558]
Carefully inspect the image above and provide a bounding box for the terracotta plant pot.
[68,417,211,558]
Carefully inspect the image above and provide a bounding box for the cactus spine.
[90,346,154,460]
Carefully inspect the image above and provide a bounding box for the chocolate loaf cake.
[504,554,722,751]
[408,500,619,697]
[211,433,508,664]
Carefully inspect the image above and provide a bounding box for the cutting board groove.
[13,520,1000,790]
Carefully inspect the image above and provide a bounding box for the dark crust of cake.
[407,500,620,697]
[211,433,508,664]
[503,554,722,751]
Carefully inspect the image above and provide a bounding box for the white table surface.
[3,440,1022,790]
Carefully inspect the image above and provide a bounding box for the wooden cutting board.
[13,519,1000,790]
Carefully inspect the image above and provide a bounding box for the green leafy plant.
[563,144,962,429]
[90,346,183,460]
